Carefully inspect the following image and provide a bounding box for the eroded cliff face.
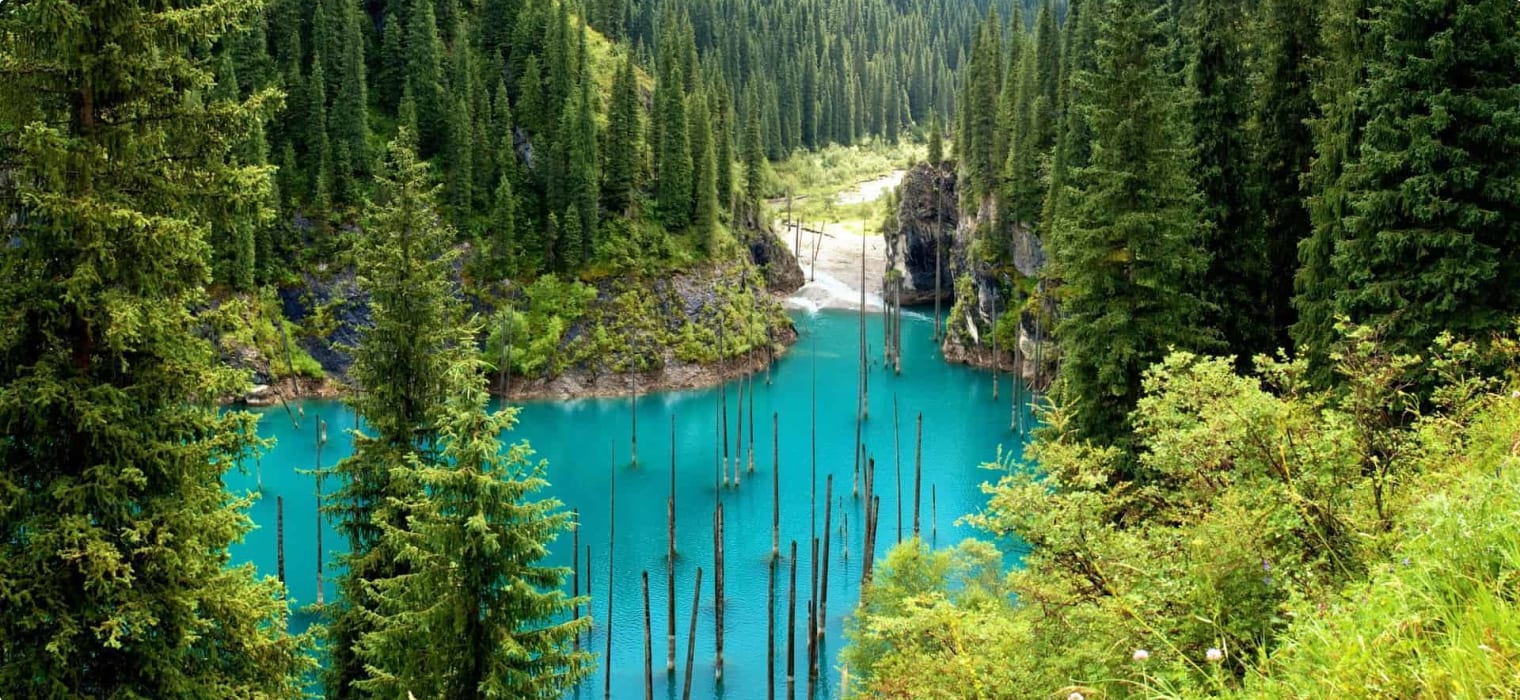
[225,216,805,404]
[887,162,958,305]
[738,203,806,294]
[886,161,1056,389]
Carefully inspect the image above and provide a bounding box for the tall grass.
[1237,395,1520,698]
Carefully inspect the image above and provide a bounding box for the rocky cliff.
[886,162,1056,389]
[887,162,958,305]
[225,223,805,403]
[739,203,806,294]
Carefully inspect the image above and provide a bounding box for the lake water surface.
[229,308,1034,698]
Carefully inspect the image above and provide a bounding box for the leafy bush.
[211,288,326,380]
[844,326,1520,698]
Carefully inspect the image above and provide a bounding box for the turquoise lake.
[228,308,1034,698]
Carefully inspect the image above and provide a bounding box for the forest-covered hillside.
[914,0,1519,449]
[218,0,1051,288]
[4,0,1519,697]
[850,0,1520,695]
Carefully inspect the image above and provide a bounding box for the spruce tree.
[995,6,1025,172]
[0,0,310,694]
[563,77,600,265]
[213,52,261,291]
[743,89,767,210]
[1049,0,1211,450]
[1032,0,1062,153]
[331,0,368,200]
[1041,0,1099,234]
[406,0,445,155]
[688,91,712,222]
[1003,44,1042,229]
[1185,0,1264,364]
[326,132,459,699]
[657,63,693,230]
[560,206,586,271]
[446,90,476,227]
[488,176,519,280]
[713,90,735,216]
[928,111,944,167]
[1294,0,1369,376]
[379,10,406,112]
[307,57,334,217]
[962,14,1004,197]
[443,18,477,225]
[491,79,518,188]
[519,56,547,138]
[1321,0,1520,358]
[356,311,592,700]
[605,52,642,215]
[1255,0,1320,351]
[690,92,721,252]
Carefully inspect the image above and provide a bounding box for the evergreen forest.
[2,0,1519,698]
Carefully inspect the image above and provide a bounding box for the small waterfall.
[785,269,885,312]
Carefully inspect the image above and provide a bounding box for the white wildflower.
[1206,647,1224,663]
[1132,648,1150,662]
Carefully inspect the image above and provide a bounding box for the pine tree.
[604,52,642,215]
[326,132,459,699]
[1317,0,1520,359]
[1049,0,1211,450]
[1185,0,1264,365]
[0,0,311,694]
[657,62,693,230]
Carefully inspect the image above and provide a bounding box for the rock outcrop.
[888,161,958,304]
[278,266,370,381]
[246,245,800,401]
[739,203,806,293]
[947,192,1057,388]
